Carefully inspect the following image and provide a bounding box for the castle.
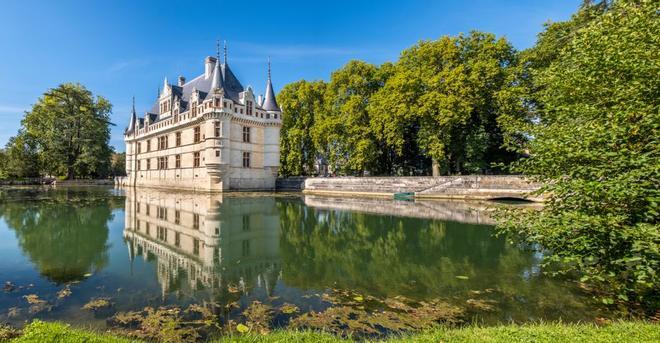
[123,45,282,191]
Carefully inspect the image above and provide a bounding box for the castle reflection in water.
[123,188,282,299]
[122,188,500,300]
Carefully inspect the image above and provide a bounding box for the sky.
[0,0,580,151]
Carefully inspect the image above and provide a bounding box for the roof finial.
[132,96,135,112]
[224,40,228,64]
[268,56,271,80]
[216,39,220,60]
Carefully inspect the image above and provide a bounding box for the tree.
[278,80,326,176]
[2,130,40,178]
[498,0,658,310]
[111,151,126,177]
[369,32,520,175]
[22,83,113,179]
[313,60,390,175]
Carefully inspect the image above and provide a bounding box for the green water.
[0,187,611,336]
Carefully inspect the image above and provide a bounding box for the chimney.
[178,75,186,86]
[205,56,217,79]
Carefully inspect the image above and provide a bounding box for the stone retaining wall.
[304,175,543,201]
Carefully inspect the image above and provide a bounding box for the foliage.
[111,152,126,177]
[0,131,40,179]
[18,83,114,179]
[497,0,659,310]
[278,80,326,176]
[279,33,522,176]
[312,60,392,175]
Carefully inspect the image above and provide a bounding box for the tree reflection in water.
[0,188,112,283]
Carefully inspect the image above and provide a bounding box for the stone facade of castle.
[122,48,282,191]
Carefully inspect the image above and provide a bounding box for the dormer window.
[246,101,253,116]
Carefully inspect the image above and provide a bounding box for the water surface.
[0,187,609,336]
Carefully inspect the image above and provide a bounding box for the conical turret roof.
[262,59,280,112]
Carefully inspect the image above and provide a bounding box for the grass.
[1,320,658,343]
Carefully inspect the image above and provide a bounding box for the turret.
[262,58,280,112]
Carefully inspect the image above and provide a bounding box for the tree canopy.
[498,0,659,311]
[278,32,522,176]
[1,83,114,179]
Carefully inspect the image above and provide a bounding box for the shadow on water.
[0,187,614,340]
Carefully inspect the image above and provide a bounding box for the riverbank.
[0,178,115,186]
[302,176,543,202]
[3,321,658,342]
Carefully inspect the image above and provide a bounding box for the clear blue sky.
[0,0,579,151]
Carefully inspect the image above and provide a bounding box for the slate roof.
[147,58,246,118]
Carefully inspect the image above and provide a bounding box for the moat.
[0,187,615,339]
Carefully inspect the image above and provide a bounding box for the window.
[157,207,167,220]
[193,238,200,256]
[191,102,197,116]
[158,156,168,170]
[146,140,151,152]
[215,150,220,157]
[242,152,250,168]
[175,154,181,168]
[158,136,168,150]
[242,126,250,143]
[193,214,200,230]
[242,239,250,257]
[137,160,141,170]
[136,202,141,213]
[146,205,150,216]
[242,215,250,231]
[193,126,201,143]
[246,100,253,115]
[137,142,142,154]
[146,158,151,170]
[157,226,167,241]
[214,122,221,137]
[175,232,180,247]
[175,132,181,146]
[193,152,200,167]
[175,210,180,225]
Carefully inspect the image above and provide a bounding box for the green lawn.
[2,320,658,343]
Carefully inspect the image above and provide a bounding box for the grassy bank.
[1,321,658,343]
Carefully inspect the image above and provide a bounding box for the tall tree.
[2,130,40,178]
[370,32,519,175]
[313,60,388,175]
[499,0,658,309]
[22,83,113,179]
[278,80,326,176]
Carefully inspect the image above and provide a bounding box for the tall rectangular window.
[193,152,200,167]
[137,160,141,170]
[175,154,181,168]
[137,142,141,154]
[175,210,180,225]
[146,159,151,170]
[193,126,201,143]
[193,214,200,230]
[242,126,250,143]
[242,152,250,168]
[214,122,221,137]
[146,140,151,152]
[175,132,181,146]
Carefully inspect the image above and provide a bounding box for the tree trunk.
[432,159,440,177]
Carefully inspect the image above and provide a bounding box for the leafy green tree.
[278,80,326,176]
[111,151,126,177]
[313,60,389,175]
[22,83,113,179]
[498,0,658,310]
[2,130,40,178]
[369,32,519,175]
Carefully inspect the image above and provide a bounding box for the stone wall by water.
[303,175,543,201]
